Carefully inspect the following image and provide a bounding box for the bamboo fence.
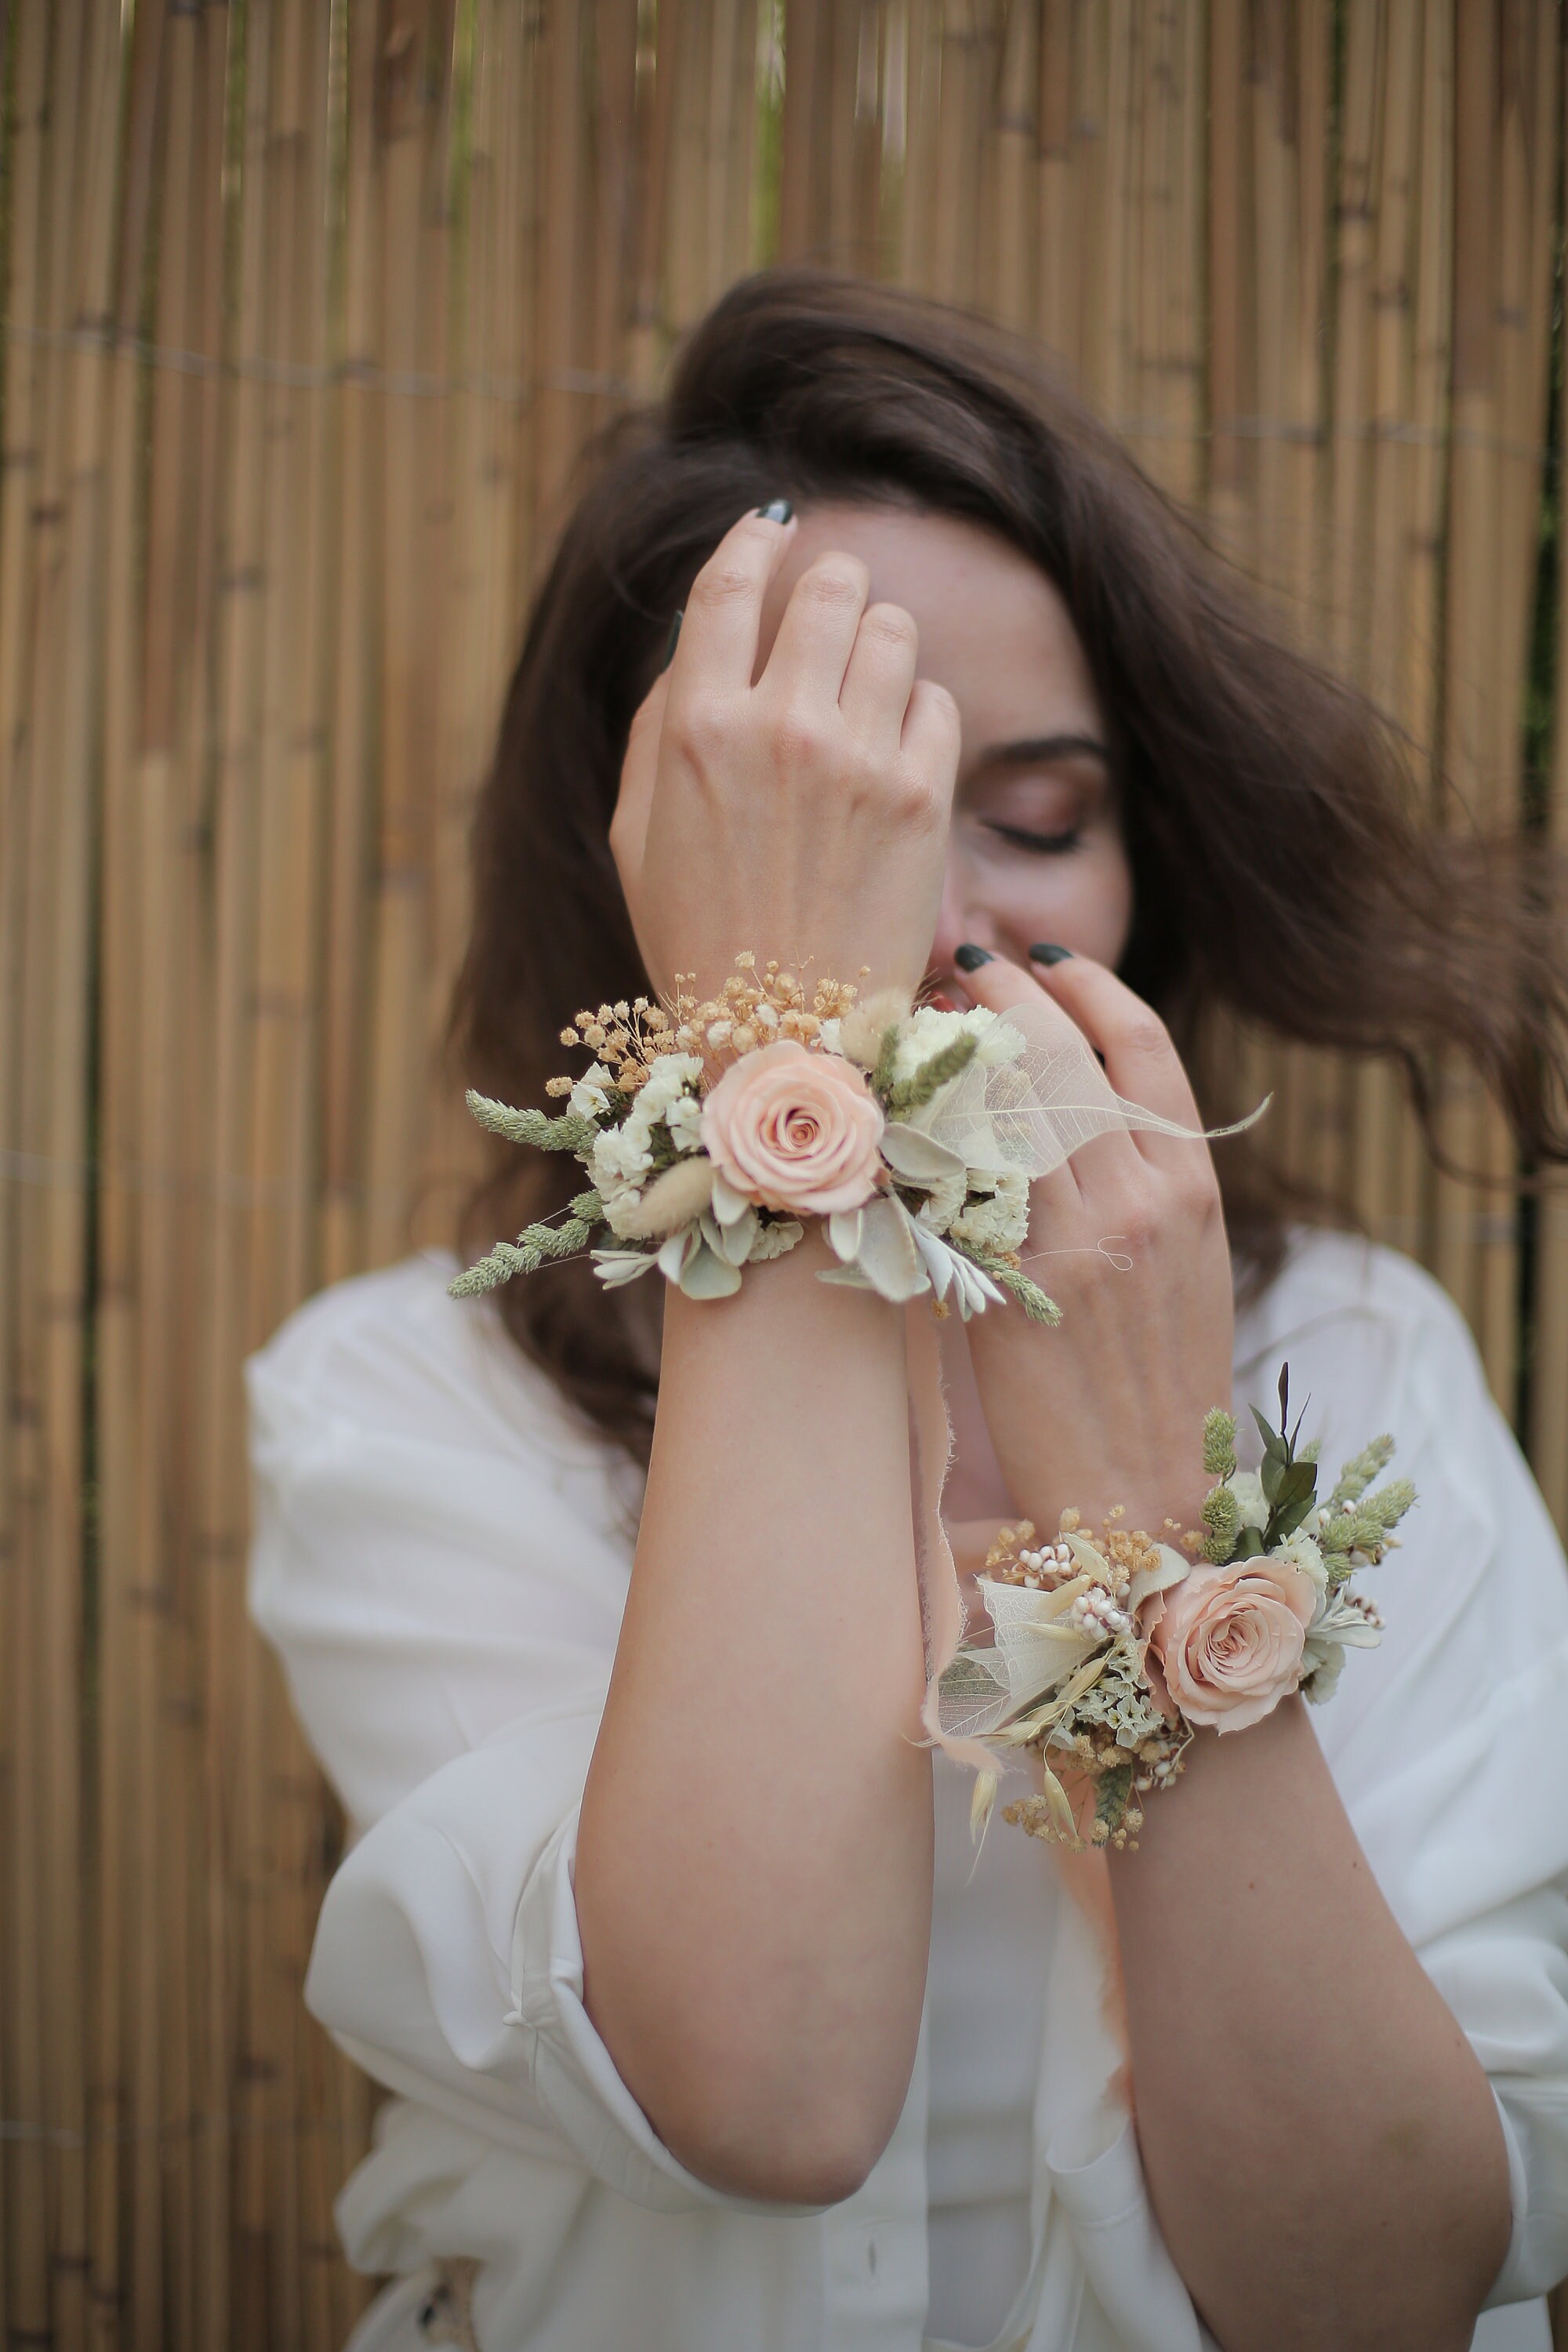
[2,3,1566,2344]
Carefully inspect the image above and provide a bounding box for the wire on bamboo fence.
[2,5,1565,2345]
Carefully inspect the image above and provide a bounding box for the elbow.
[660,2092,894,2208]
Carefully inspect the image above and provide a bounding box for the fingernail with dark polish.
[756,497,794,524]
[954,943,994,972]
[1029,942,1073,966]
[660,608,683,671]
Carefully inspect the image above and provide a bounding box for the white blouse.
[248,1232,1568,2351]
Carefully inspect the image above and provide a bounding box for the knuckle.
[883,760,942,829]
[801,557,868,610]
[689,558,757,613]
[860,602,917,653]
[771,702,830,770]
[1189,1161,1225,1218]
[1117,1201,1157,1257]
[669,691,735,769]
[1120,1008,1171,1060]
[910,679,961,745]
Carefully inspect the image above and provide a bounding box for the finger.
[948,948,1136,1207]
[1027,949,1207,1168]
[673,505,800,697]
[837,601,919,750]
[761,550,871,709]
[609,666,670,881]
[899,679,962,814]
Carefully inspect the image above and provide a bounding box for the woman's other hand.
[958,947,1234,1537]
[612,505,961,1004]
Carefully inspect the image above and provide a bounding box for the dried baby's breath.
[666,954,868,1062]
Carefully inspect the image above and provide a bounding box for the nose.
[929,837,995,976]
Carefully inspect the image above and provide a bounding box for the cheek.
[968,835,1134,967]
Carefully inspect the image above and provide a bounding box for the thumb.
[609,665,671,884]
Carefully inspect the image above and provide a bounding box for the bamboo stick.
[779,0,823,263]
[199,0,278,2336]
[0,4,58,2331]
[1350,0,1434,1263]
[990,0,1037,333]
[1033,0,1075,364]
[1205,0,1248,552]
[1436,0,1556,1410]
[362,0,448,1277]
[321,0,383,1291]
[667,0,717,324]
[241,11,354,2342]
[24,5,124,2343]
[1531,18,1568,1534]
[136,17,220,2342]
[894,0,939,296]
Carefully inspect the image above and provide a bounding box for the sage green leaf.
[1250,1404,1288,1465]
[878,1123,969,1185]
[1264,1459,1319,1546]
[677,1236,743,1299]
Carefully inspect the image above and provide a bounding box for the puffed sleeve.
[245,1255,755,2215]
[1236,1237,1568,2310]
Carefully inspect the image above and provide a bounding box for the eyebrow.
[977,731,1112,768]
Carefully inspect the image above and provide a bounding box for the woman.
[249,273,1568,2351]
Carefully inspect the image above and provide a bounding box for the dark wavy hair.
[450,267,1568,1465]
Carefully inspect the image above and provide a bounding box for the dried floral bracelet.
[939,1370,1415,1851]
[451,953,1251,1319]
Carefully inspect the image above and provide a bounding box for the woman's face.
[754,503,1134,994]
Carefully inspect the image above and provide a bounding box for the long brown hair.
[452,268,1568,1464]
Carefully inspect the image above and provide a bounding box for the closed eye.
[982,818,1084,855]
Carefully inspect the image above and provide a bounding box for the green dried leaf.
[1363,1477,1415,1530]
[1250,1404,1288,1465]
[1200,1483,1239,1564]
[1202,1407,1238,1479]
[1329,1435,1395,1510]
[962,1247,1062,1324]
[884,1030,979,1116]
[872,1021,902,1100]
[1264,1458,1319,1546]
[465,1089,601,1154]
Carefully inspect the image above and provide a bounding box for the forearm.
[576,1237,932,2201]
[1108,1697,1511,2351]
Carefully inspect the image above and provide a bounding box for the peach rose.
[1145,1556,1318,1733]
[700,1040,884,1218]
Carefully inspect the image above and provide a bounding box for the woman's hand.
[612,506,961,1004]
[958,948,1233,1536]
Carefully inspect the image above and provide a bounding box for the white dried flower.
[1276,1529,1327,1591]
[590,1123,654,1227]
[1226,1469,1271,1531]
[950,1167,1029,1254]
[664,1092,705,1153]
[913,1170,969,1235]
[891,1004,992,1083]
[568,1062,615,1120]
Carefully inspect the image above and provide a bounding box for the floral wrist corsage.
[940,1370,1415,1851]
[451,954,1250,1319]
